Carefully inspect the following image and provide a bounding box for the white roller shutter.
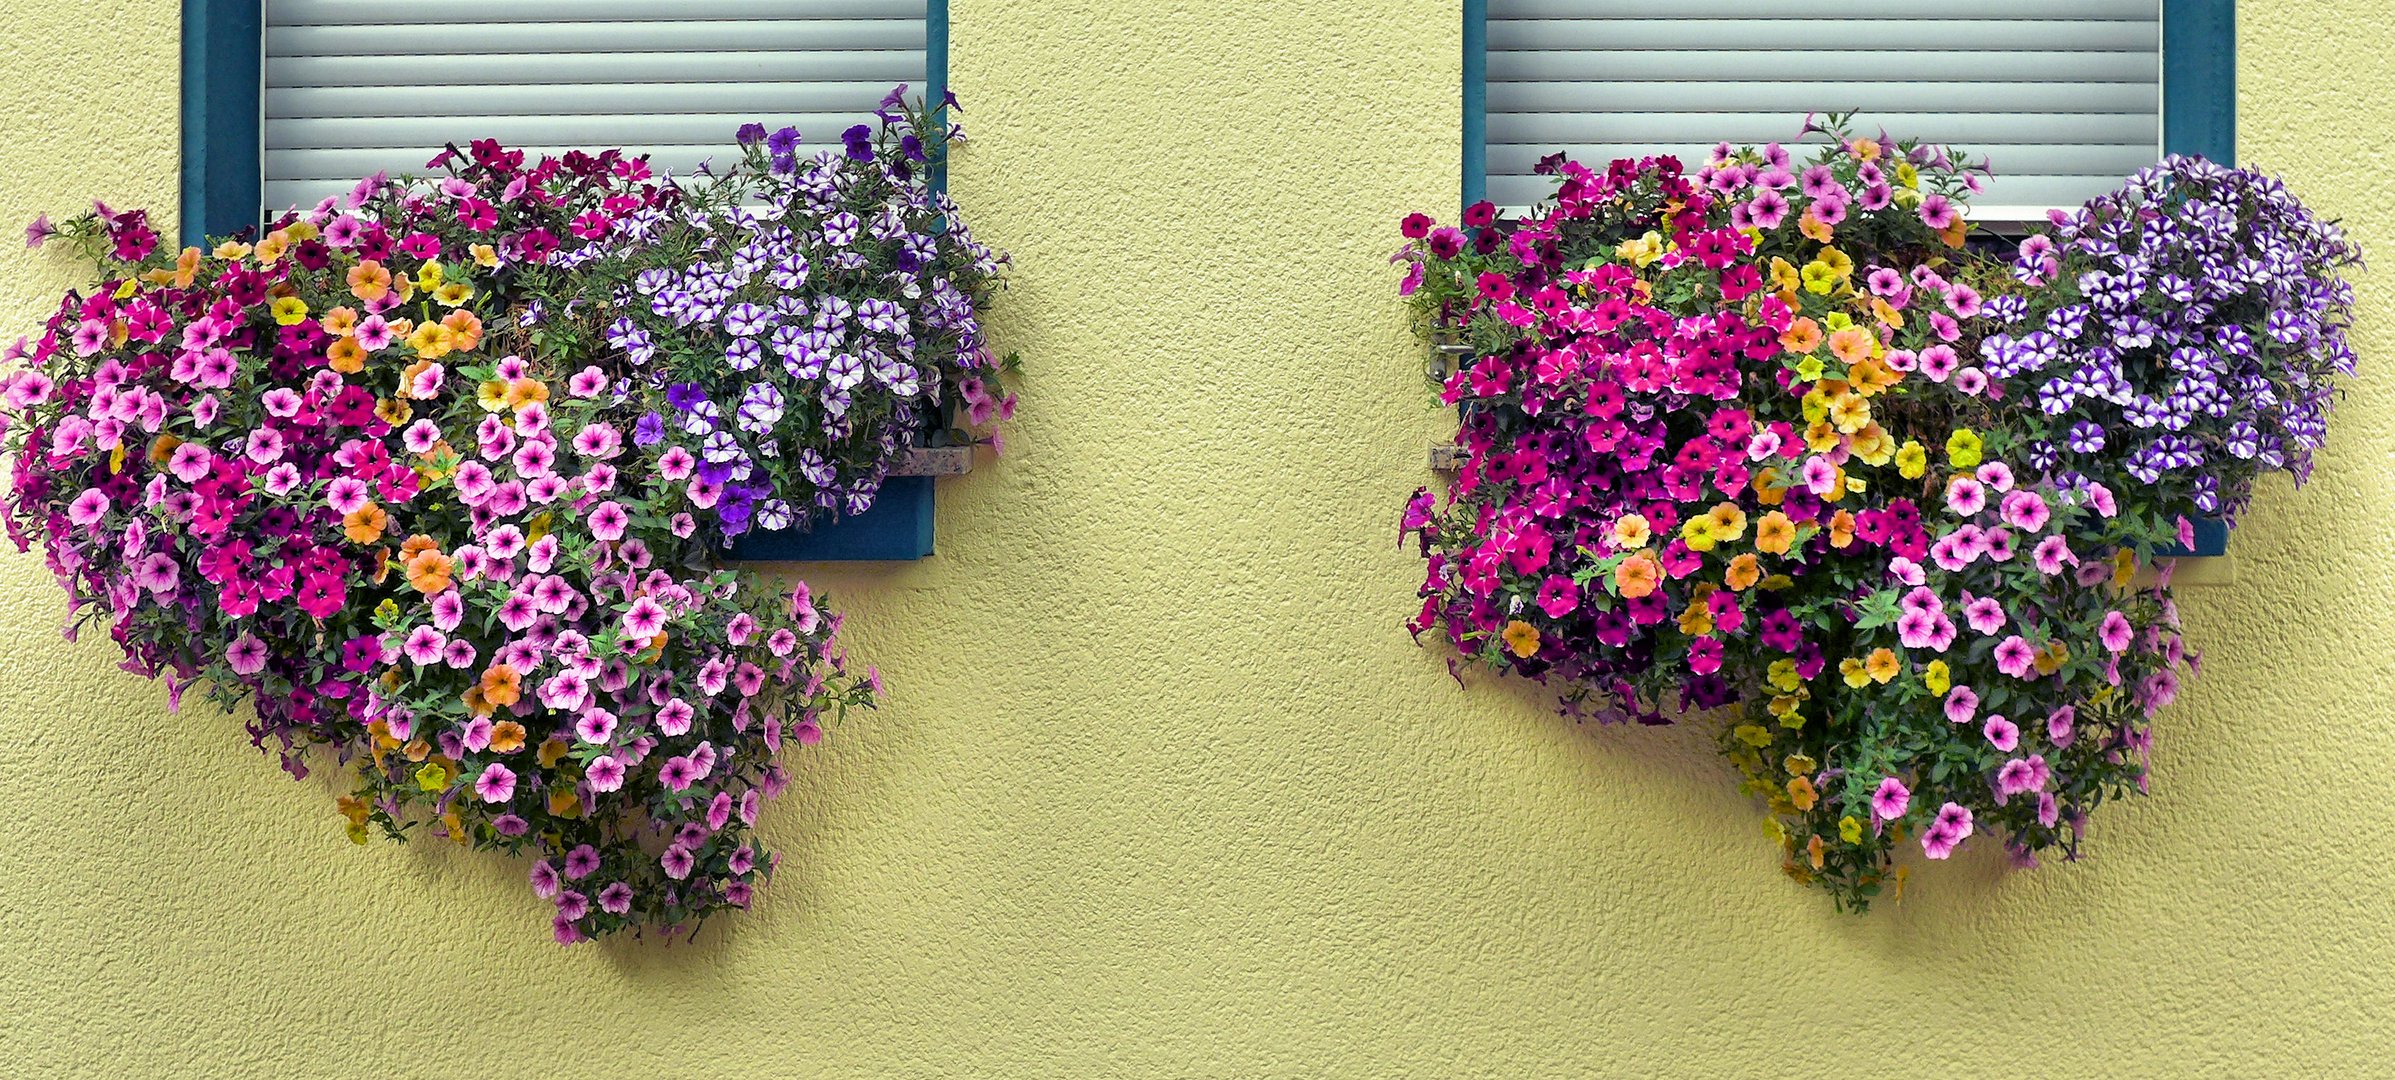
[262,0,927,211]
[1483,0,2163,214]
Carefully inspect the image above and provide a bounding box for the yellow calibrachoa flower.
[269,296,309,326]
[433,281,474,307]
[415,761,451,792]
[1616,230,1665,268]
[212,240,252,260]
[1839,816,1864,844]
[1800,259,1839,293]
[476,379,511,412]
[2113,547,2138,588]
[1840,657,1871,688]
[1767,659,1803,693]
[1751,466,1787,506]
[1924,659,1952,696]
[1501,619,1541,658]
[1680,514,1719,552]
[1829,392,1872,433]
[1705,502,1747,542]
[1895,439,1928,478]
[1851,424,1895,466]
[1610,513,1651,549]
[1795,356,1826,384]
[415,260,445,291]
[1816,246,1854,280]
[1677,599,1714,636]
[471,242,500,268]
[1946,427,1984,468]
[1870,295,1905,329]
[1768,256,1802,301]
[405,320,455,360]
[1895,161,1919,189]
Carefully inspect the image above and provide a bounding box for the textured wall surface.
[3,1,2391,1075]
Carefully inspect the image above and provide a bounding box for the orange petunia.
[1754,510,1796,555]
[488,720,527,754]
[504,377,549,411]
[548,786,583,818]
[327,336,365,373]
[1780,317,1823,355]
[1828,510,1857,549]
[1725,552,1762,591]
[441,308,484,352]
[477,664,522,709]
[405,547,454,594]
[1827,327,1876,366]
[346,260,392,302]
[1864,647,1900,684]
[1501,619,1541,659]
[1788,775,1820,812]
[341,503,388,544]
[1615,553,1661,599]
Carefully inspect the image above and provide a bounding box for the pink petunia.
[474,763,517,803]
[1984,715,2020,752]
[2099,610,2134,653]
[1872,777,1910,821]
[1944,685,1980,724]
[1993,635,2038,678]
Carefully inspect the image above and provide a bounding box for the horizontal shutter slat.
[261,0,923,209]
[1486,50,2158,82]
[1487,81,2160,115]
[1493,0,2152,17]
[267,113,877,150]
[1489,112,2161,146]
[269,0,927,24]
[267,81,906,119]
[267,20,921,55]
[1488,18,2159,51]
[1482,1,2163,209]
[267,49,923,87]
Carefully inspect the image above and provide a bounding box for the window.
[1463,0,2234,221]
[181,0,955,561]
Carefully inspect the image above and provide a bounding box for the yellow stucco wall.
[3,1,2391,1075]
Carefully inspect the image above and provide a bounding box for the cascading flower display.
[1,89,1012,942]
[1395,118,2358,908]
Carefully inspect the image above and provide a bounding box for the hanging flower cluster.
[2,90,1012,942]
[537,85,1016,546]
[1394,119,2358,908]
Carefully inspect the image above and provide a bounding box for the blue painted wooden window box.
[181,0,957,561]
[1457,0,2237,556]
